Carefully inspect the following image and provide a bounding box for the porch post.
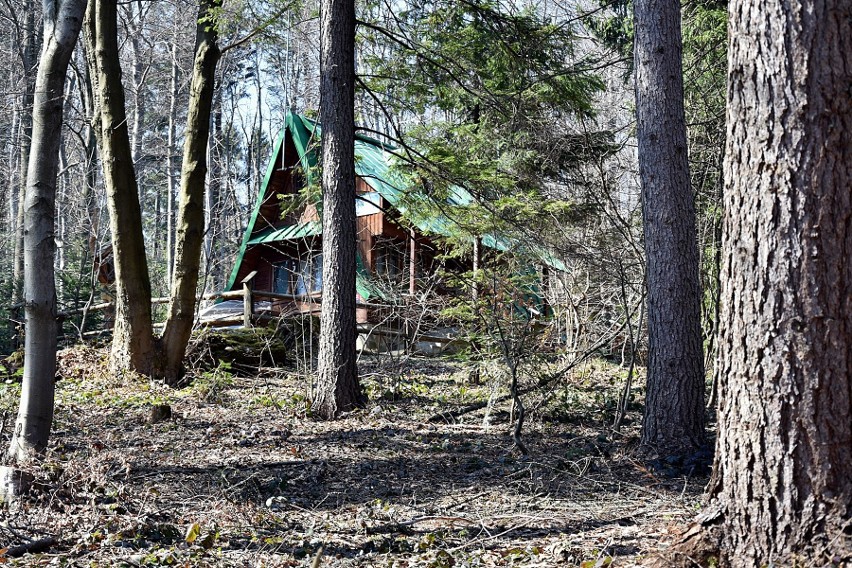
[241,271,257,327]
[409,228,417,296]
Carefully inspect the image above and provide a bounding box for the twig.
[446,490,493,511]
[310,545,324,568]
[2,536,58,558]
[126,460,308,479]
[366,515,480,535]
[445,519,536,553]
[428,300,643,424]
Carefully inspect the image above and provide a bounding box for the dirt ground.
[0,345,710,567]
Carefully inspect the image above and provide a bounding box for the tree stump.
[148,404,172,424]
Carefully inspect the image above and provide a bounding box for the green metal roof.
[481,233,568,272]
[247,221,322,245]
[292,114,476,239]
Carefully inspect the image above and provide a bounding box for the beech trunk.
[10,0,39,347]
[160,0,221,383]
[7,0,87,462]
[83,0,155,375]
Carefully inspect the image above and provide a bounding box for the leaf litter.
[0,345,707,566]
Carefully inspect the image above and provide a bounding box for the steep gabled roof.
[225,112,477,293]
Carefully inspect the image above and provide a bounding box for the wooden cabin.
[223,112,467,326]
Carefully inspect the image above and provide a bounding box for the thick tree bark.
[313,0,364,419]
[633,0,705,456]
[159,0,221,383]
[706,0,852,564]
[83,0,155,375]
[7,0,87,462]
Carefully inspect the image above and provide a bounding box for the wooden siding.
[359,213,383,236]
[356,177,373,194]
[299,203,319,223]
[258,135,302,231]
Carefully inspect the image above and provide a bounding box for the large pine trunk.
[708,0,852,564]
[160,0,221,383]
[83,0,155,375]
[313,0,364,419]
[633,0,705,456]
[7,0,87,462]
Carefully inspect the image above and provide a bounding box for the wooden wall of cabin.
[258,134,302,232]
[231,247,262,289]
[253,246,288,292]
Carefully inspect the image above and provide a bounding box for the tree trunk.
[206,86,223,292]
[159,0,221,383]
[6,33,19,236]
[7,0,87,463]
[706,0,852,564]
[126,0,144,166]
[11,0,39,348]
[313,0,364,419]
[165,35,179,290]
[83,0,155,375]
[633,0,705,457]
[6,34,20,349]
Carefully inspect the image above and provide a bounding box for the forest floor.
[0,342,712,567]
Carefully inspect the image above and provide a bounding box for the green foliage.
[360,0,614,246]
[682,1,727,360]
[190,360,235,404]
[0,349,23,378]
[0,380,22,415]
[587,0,633,63]
[438,253,551,400]
[364,0,601,118]
[683,1,727,199]
[0,273,15,354]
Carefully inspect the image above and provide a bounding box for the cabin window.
[375,240,405,282]
[295,253,323,295]
[273,261,294,294]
